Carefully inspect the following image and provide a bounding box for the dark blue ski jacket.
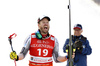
[63,35,92,66]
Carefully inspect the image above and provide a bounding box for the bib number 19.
[37,49,48,56]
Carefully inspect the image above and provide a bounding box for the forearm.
[81,40,92,55]
[57,52,75,62]
[18,53,24,60]
[57,56,67,62]
[82,47,92,55]
[17,47,29,60]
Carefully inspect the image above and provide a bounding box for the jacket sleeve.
[63,39,69,53]
[19,35,31,58]
[81,40,92,55]
[52,38,61,63]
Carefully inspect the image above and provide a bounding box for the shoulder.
[50,35,59,46]
[81,35,87,41]
[24,35,31,47]
[31,33,36,38]
[65,38,69,42]
[50,34,57,41]
[31,33,35,35]
[49,34,56,41]
[50,34,55,38]
[81,35,90,45]
[25,35,31,41]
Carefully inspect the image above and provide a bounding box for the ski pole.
[8,33,17,51]
[8,33,17,66]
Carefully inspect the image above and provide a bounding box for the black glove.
[75,40,83,53]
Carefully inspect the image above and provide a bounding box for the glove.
[75,40,83,52]
[10,51,18,61]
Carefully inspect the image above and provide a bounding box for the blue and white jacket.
[63,35,92,66]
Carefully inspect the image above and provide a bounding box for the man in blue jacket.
[63,24,92,66]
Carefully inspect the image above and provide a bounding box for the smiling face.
[38,18,50,35]
[74,28,83,36]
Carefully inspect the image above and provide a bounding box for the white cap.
[37,15,51,23]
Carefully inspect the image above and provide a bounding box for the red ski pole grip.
[9,33,17,39]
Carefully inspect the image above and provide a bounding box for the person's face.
[74,28,83,36]
[38,18,50,34]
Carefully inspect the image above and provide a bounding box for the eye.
[42,21,45,23]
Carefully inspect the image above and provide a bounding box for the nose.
[74,30,79,34]
[44,22,49,25]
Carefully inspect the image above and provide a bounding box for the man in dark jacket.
[63,24,92,66]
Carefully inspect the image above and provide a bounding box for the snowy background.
[0,0,100,66]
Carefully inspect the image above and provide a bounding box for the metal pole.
[68,0,73,65]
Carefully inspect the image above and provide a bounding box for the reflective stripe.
[24,35,31,47]
[30,55,53,63]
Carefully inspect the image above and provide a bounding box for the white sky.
[0,0,100,66]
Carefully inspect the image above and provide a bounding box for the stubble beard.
[40,27,49,35]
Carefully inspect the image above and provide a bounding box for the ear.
[38,24,39,29]
[81,30,83,33]
[38,23,41,29]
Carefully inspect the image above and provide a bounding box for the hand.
[72,53,75,59]
[10,51,18,61]
[75,40,83,52]
[75,40,82,48]
[66,52,75,59]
